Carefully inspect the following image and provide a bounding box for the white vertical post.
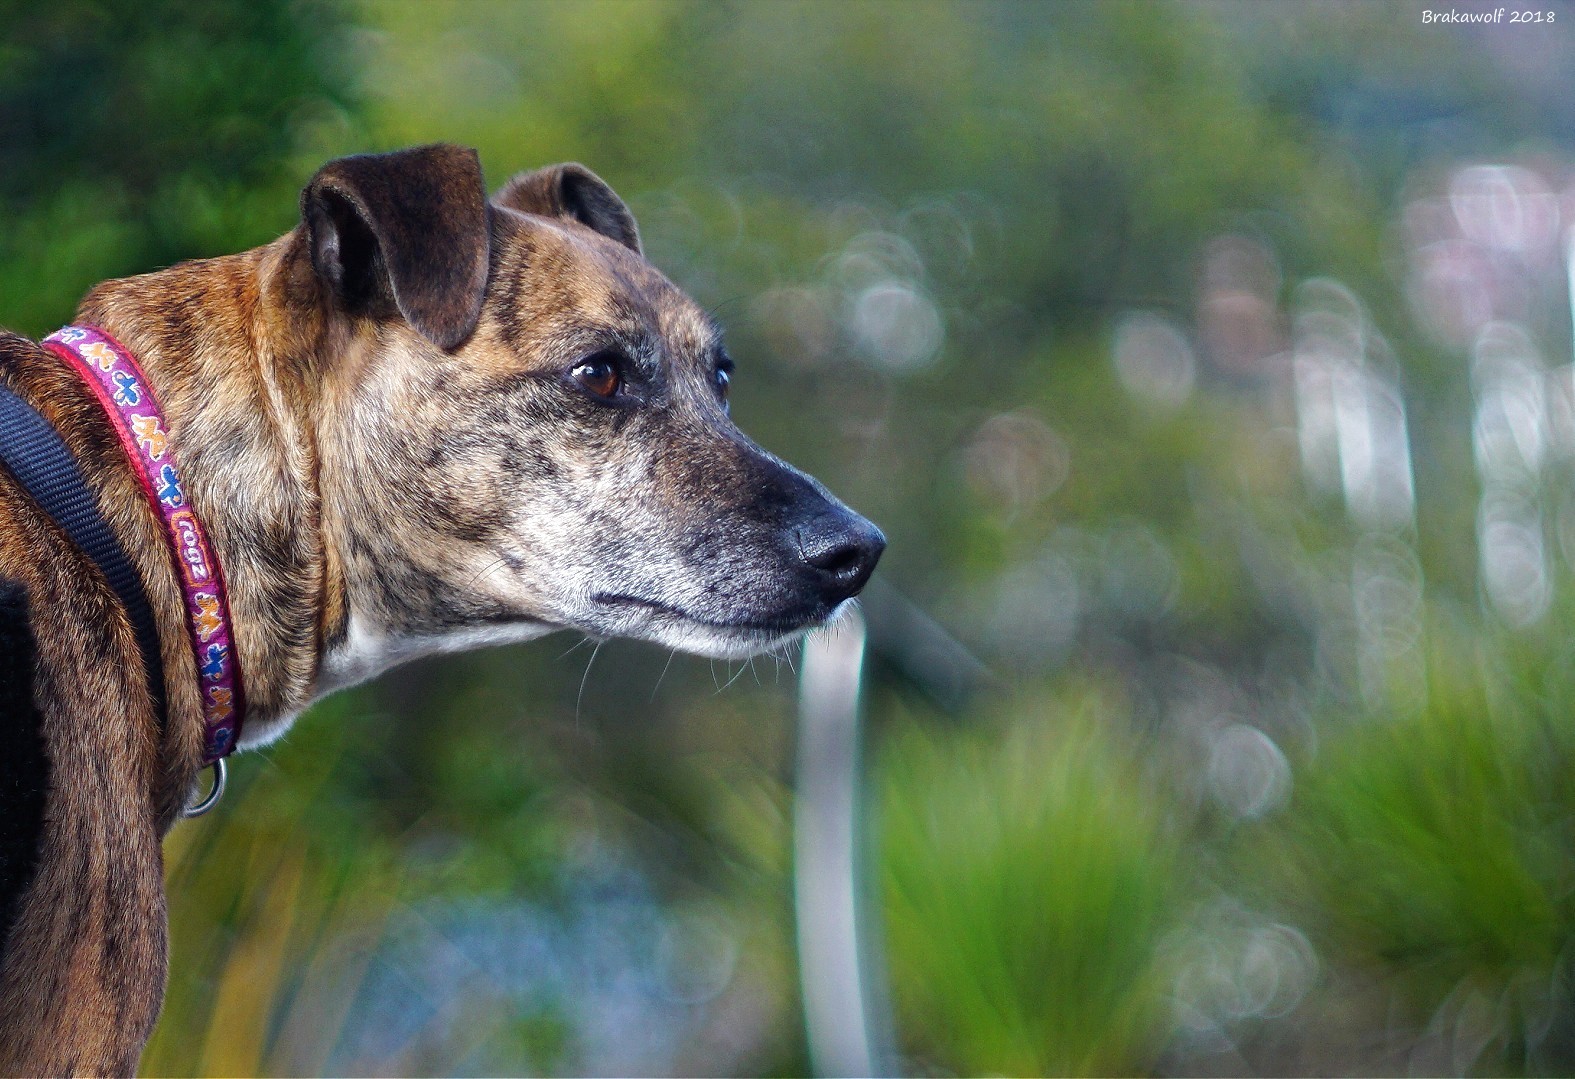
[1566,224,1575,367]
[794,605,887,1077]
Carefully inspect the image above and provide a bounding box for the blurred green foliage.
[1258,614,1575,1073]
[881,689,1181,1074]
[0,0,357,333]
[5,0,1575,1075]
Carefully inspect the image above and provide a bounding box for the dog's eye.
[572,355,622,399]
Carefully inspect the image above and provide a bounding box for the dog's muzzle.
[586,447,885,651]
[729,456,886,629]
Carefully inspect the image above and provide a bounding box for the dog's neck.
[74,234,342,748]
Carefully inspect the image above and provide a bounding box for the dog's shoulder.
[0,329,87,413]
[0,461,168,1076]
[0,329,52,380]
[0,330,35,354]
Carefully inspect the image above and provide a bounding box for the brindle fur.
[0,144,881,1074]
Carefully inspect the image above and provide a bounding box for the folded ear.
[493,163,641,254]
[301,144,490,350]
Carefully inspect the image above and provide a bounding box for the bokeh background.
[7,0,1575,1074]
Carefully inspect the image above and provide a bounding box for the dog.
[0,143,884,1074]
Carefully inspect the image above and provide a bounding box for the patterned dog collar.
[43,325,245,764]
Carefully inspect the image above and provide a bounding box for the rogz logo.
[169,509,213,586]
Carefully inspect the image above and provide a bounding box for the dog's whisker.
[575,640,604,723]
[722,658,751,691]
[558,635,594,661]
[650,648,678,702]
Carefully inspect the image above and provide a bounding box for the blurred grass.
[880,690,1181,1075]
[1258,617,1575,1071]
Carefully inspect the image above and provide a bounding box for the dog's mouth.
[588,590,832,657]
[591,591,830,634]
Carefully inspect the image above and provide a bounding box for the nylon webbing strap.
[0,382,166,725]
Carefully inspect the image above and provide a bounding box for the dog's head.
[299,144,883,671]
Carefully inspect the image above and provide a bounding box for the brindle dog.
[0,143,883,1074]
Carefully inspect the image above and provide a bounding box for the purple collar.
[44,325,245,766]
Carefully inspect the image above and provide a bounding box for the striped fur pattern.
[0,144,881,1074]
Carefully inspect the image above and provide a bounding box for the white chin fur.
[316,616,556,698]
[601,602,855,660]
[639,619,806,660]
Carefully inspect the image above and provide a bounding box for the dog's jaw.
[619,619,809,662]
[303,605,801,719]
[311,614,557,703]
[305,585,835,711]
[581,591,826,660]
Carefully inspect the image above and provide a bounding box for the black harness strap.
[0,382,166,725]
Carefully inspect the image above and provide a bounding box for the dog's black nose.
[797,513,886,604]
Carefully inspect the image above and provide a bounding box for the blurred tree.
[0,0,358,334]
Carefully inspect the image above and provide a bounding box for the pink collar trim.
[43,325,245,763]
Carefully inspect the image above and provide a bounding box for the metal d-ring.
[182,758,227,818]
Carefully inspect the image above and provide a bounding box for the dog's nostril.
[797,519,886,602]
[804,539,865,577]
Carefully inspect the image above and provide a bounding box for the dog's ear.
[493,164,641,254]
[301,144,490,350]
